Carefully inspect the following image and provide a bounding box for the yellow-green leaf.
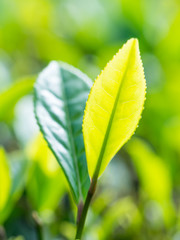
[26,133,66,213]
[98,197,141,239]
[125,137,175,225]
[0,76,35,121]
[0,148,11,212]
[83,38,146,178]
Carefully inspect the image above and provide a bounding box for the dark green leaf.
[34,61,92,203]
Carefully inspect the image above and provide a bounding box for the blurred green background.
[0,0,180,239]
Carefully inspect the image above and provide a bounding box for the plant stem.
[36,222,43,240]
[32,211,43,240]
[75,178,97,239]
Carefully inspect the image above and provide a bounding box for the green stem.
[32,211,43,240]
[75,178,97,239]
[36,222,43,240]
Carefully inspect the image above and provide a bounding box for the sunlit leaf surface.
[83,38,146,178]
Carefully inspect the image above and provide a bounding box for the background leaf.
[0,148,11,213]
[98,197,141,239]
[34,61,92,204]
[26,133,66,214]
[83,38,146,178]
[0,150,28,223]
[0,76,35,121]
[125,137,175,226]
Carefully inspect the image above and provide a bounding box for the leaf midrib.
[60,68,83,202]
[93,41,136,179]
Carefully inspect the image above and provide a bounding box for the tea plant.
[34,38,146,239]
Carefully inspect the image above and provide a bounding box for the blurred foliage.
[0,0,180,239]
[26,134,66,215]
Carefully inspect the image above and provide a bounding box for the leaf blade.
[0,148,11,213]
[125,137,175,225]
[34,61,92,203]
[26,134,66,212]
[0,76,35,121]
[83,38,146,178]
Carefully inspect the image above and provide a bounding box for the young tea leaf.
[83,38,146,179]
[34,61,92,204]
